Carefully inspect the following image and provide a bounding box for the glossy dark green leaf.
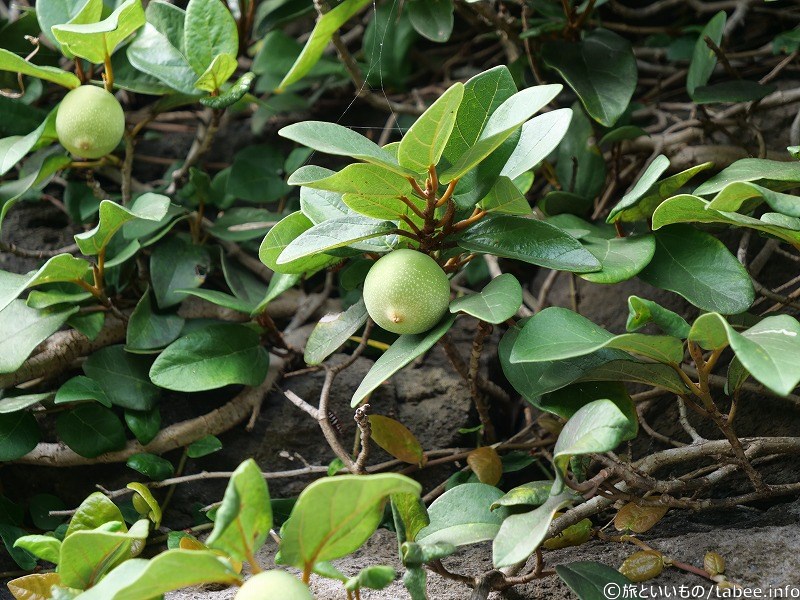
[56,404,126,458]
[638,225,754,314]
[187,435,223,458]
[126,291,185,353]
[542,28,636,127]
[555,104,605,201]
[0,411,40,461]
[456,215,601,273]
[54,375,111,407]
[692,81,776,104]
[556,561,633,599]
[149,323,269,391]
[150,236,211,309]
[124,408,160,445]
[29,494,67,531]
[83,345,160,410]
[127,453,174,481]
[407,0,453,42]
[694,158,800,196]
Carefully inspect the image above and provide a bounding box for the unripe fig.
[56,85,125,159]
[235,570,313,600]
[363,249,450,335]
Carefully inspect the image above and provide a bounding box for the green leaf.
[0,525,37,569]
[607,158,714,223]
[456,215,601,273]
[0,411,40,461]
[258,211,340,275]
[54,375,112,407]
[0,392,52,414]
[204,459,272,562]
[126,291,184,353]
[552,399,637,490]
[0,254,91,315]
[579,234,656,284]
[199,71,255,108]
[193,53,238,92]
[83,345,161,410]
[687,11,726,97]
[279,121,411,176]
[126,453,174,481]
[56,404,126,458]
[177,288,254,314]
[279,473,420,569]
[150,236,211,309]
[1,153,72,231]
[127,482,162,526]
[278,0,371,90]
[351,314,456,407]
[67,492,125,536]
[491,481,555,511]
[58,519,149,589]
[0,49,81,89]
[127,3,200,96]
[478,176,532,215]
[150,323,269,391]
[449,273,522,324]
[0,300,77,374]
[705,182,800,217]
[277,216,397,264]
[511,307,684,364]
[492,489,575,568]
[407,0,454,42]
[75,194,170,255]
[577,360,689,395]
[540,381,636,424]
[416,483,503,547]
[440,84,562,182]
[305,297,368,366]
[187,434,223,458]
[695,157,800,196]
[500,108,574,180]
[638,225,755,314]
[14,535,61,564]
[692,81,776,104]
[184,0,238,76]
[556,561,633,599]
[689,313,800,396]
[542,28,636,127]
[52,0,146,64]
[30,494,67,531]
[398,82,464,173]
[124,408,160,445]
[652,194,800,246]
[37,0,103,48]
[346,565,397,591]
[626,295,690,338]
[74,549,240,600]
[0,110,58,177]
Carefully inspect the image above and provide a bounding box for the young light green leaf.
[206,459,272,562]
[694,158,800,196]
[259,211,340,275]
[37,0,104,48]
[279,121,412,176]
[149,323,269,392]
[542,29,636,127]
[53,0,145,64]
[638,225,754,314]
[416,483,504,547]
[14,535,61,565]
[440,84,562,182]
[478,176,531,215]
[689,313,800,396]
[0,254,91,315]
[0,301,77,374]
[193,53,238,92]
[351,314,457,406]
[626,295,691,338]
[278,0,371,90]
[66,491,126,536]
[0,110,57,176]
[0,49,81,89]
[449,273,522,323]
[279,473,421,570]
[75,194,170,255]
[500,108,573,180]
[456,215,601,273]
[277,216,397,264]
[305,298,368,366]
[398,82,464,172]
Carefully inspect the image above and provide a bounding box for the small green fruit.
[363,249,450,335]
[235,570,313,600]
[56,85,125,159]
